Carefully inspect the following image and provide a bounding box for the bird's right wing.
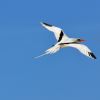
[67,44,96,59]
[34,44,60,59]
[41,22,69,42]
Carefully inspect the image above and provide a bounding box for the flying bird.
[34,22,96,59]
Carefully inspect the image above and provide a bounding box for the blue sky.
[0,0,100,100]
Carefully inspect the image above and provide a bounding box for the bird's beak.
[80,39,85,42]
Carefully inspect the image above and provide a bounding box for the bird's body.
[34,22,96,59]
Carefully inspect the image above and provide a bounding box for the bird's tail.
[33,44,60,59]
[33,52,49,59]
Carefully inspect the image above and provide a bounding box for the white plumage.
[41,22,69,41]
[34,22,96,59]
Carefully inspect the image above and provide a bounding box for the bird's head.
[77,38,85,42]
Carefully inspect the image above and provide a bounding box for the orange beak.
[80,39,85,42]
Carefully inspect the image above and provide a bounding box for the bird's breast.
[60,44,68,48]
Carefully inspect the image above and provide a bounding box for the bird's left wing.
[34,44,60,59]
[41,22,69,42]
[67,44,96,59]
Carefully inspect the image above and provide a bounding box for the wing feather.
[41,22,69,42]
[67,44,96,59]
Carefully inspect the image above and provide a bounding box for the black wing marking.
[88,52,96,59]
[58,31,64,42]
[59,42,78,45]
[42,22,52,27]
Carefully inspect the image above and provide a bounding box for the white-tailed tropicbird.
[34,22,96,59]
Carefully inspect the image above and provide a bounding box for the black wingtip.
[42,22,52,27]
[88,52,96,59]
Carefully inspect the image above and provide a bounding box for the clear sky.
[0,0,100,100]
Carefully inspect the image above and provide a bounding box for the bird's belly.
[60,44,67,48]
